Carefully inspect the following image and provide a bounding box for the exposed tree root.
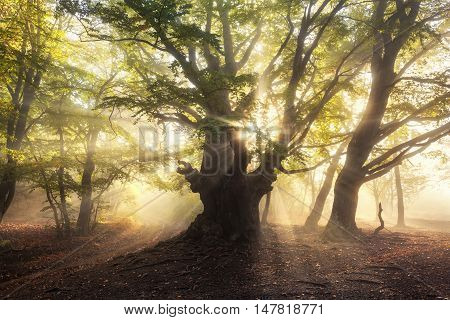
[1,224,448,299]
[346,278,384,285]
[321,222,363,242]
[295,280,329,288]
[365,264,404,272]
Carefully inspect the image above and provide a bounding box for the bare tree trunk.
[300,179,309,216]
[323,0,419,240]
[0,86,19,223]
[309,171,316,207]
[57,127,70,236]
[325,64,394,237]
[304,141,346,230]
[324,169,363,238]
[0,73,41,222]
[373,202,384,235]
[29,139,62,236]
[261,191,271,225]
[44,181,62,238]
[373,191,380,221]
[0,159,16,223]
[77,127,100,235]
[38,164,62,237]
[371,180,381,221]
[388,174,395,216]
[394,165,405,227]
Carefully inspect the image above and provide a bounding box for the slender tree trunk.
[30,140,62,236]
[44,182,62,238]
[304,141,346,230]
[77,127,100,235]
[309,171,316,206]
[261,191,271,225]
[389,174,395,216]
[300,180,309,216]
[57,127,70,236]
[39,165,62,237]
[373,191,380,221]
[394,165,405,227]
[370,180,381,221]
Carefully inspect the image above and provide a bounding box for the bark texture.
[0,71,41,222]
[304,141,346,230]
[77,128,100,235]
[0,160,16,223]
[178,128,275,241]
[57,127,71,236]
[323,0,419,239]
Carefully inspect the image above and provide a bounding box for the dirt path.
[1,224,448,299]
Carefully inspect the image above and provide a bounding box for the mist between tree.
[1,0,450,300]
[4,117,449,236]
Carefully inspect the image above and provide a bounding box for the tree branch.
[395,31,450,80]
[279,150,344,175]
[363,122,450,178]
[218,0,237,74]
[377,92,450,142]
[236,19,263,71]
[202,0,220,71]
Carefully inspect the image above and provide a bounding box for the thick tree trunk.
[0,180,16,223]
[0,75,40,222]
[260,191,271,225]
[304,141,346,230]
[323,165,363,239]
[323,0,419,240]
[394,165,405,227]
[77,128,99,235]
[324,71,392,239]
[178,128,274,241]
[0,158,17,223]
[324,21,396,239]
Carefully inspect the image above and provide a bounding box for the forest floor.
[0,222,449,299]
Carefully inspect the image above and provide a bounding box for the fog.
[5,143,449,236]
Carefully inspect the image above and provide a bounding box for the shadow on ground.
[1,224,448,299]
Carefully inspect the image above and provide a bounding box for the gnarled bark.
[178,128,275,241]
